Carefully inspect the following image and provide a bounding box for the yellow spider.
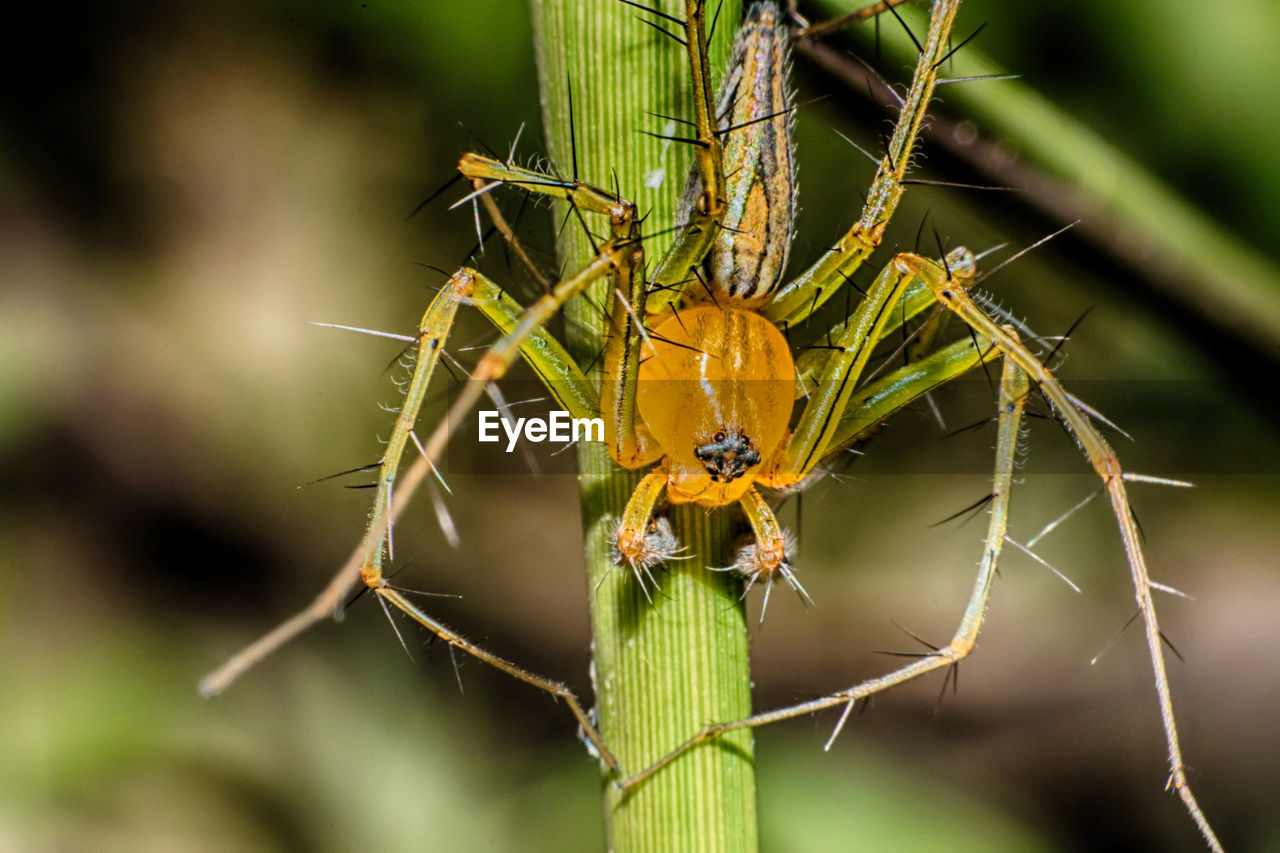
[202,2,1221,848]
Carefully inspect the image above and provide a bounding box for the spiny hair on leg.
[609,514,685,597]
[724,528,812,619]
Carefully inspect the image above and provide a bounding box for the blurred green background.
[2,0,1278,850]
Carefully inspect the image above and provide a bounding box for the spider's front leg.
[199,258,626,762]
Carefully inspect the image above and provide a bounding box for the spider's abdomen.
[638,305,794,507]
[709,1,795,301]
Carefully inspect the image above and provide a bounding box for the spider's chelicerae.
[203,0,1222,848]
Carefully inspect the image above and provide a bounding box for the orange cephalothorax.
[637,303,794,506]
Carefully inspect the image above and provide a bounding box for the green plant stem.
[530,1,756,850]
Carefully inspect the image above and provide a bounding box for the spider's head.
[694,428,761,483]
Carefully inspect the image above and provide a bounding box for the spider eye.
[714,430,727,443]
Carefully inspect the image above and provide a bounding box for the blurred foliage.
[1,0,1278,850]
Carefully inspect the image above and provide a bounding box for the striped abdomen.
[707,2,795,301]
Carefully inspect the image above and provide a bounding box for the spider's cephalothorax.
[637,302,794,507]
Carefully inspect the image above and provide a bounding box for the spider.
[202,0,1222,848]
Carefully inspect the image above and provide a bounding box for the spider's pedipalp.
[728,525,794,581]
[611,514,684,600]
[730,487,810,620]
[728,527,810,622]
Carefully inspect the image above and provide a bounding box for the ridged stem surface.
[531,1,756,850]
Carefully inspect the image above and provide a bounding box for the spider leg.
[765,0,962,327]
[734,487,806,614]
[373,587,618,771]
[763,250,975,489]
[201,248,631,698]
[793,246,976,396]
[826,331,1001,451]
[914,254,1224,852]
[618,354,1029,792]
[750,280,999,588]
[602,224,665,469]
[459,153,637,227]
[198,270,469,697]
[460,149,660,469]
